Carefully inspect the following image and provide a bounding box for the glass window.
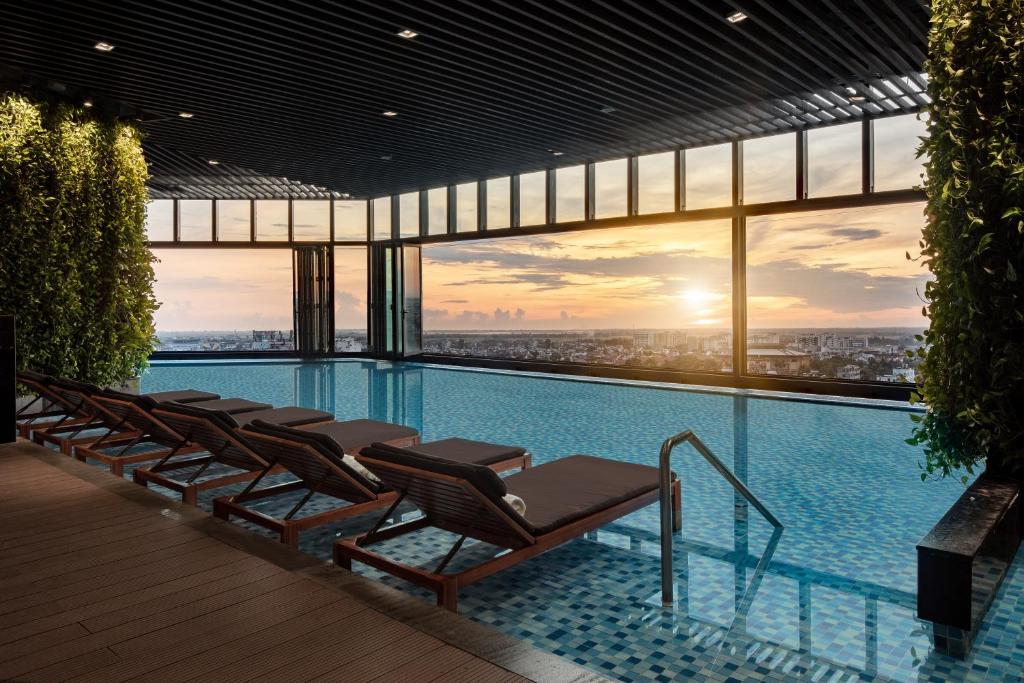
[399,192,420,238]
[685,143,732,209]
[427,187,448,235]
[456,182,478,232]
[421,221,732,372]
[255,200,289,241]
[151,249,294,351]
[518,171,547,226]
[292,200,330,241]
[745,202,928,382]
[638,151,675,214]
[145,200,174,241]
[334,246,368,351]
[216,200,251,241]
[555,164,585,223]
[808,123,862,197]
[744,133,795,204]
[486,177,511,229]
[372,197,392,241]
[593,158,627,219]
[178,200,212,241]
[334,200,367,241]
[874,114,928,191]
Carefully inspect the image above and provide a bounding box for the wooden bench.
[917,475,1022,658]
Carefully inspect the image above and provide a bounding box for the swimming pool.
[139,359,1024,682]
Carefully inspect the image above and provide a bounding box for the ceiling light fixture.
[94,41,115,52]
[397,29,418,39]
[82,99,94,108]
[382,110,398,117]
[208,159,219,165]
[726,10,747,23]
[178,111,194,118]
[845,86,867,103]
[380,155,392,161]
[599,105,616,114]
[552,151,564,156]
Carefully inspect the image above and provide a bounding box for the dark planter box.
[917,473,1022,657]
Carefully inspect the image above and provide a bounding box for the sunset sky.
[150,116,928,334]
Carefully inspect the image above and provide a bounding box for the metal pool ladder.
[659,430,783,605]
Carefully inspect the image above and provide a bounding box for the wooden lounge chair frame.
[72,393,208,476]
[213,429,530,548]
[14,373,73,439]
[29,380,134,454]
[133,407,332,506]
[334,455,680,612]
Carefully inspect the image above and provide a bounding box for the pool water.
[136,360,1024,682]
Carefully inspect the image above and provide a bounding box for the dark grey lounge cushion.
[408,438,526,466]
[304,419,418,451]
[186,398,271,414]
[100,387,264,413]
[228,406,333,428]
[243,419,384,493]
[100,386,225,411]
[359,442,508,502]
[504,455,660,535]
[144,389,220,403]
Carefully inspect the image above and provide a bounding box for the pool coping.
[18,440,609,683]
[148,357,923,412]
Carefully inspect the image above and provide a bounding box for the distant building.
[836,364,862,380]
[747,348,811,375]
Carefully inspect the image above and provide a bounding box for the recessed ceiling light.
[599,105,616,114]
[178,111,194,118]
[380,155,392,161]
[552,151,564,156]
[94,41,115,52]
[397,29,418,39]
[845,87,867,103]
[382,111,398,117]
[207,159,219,165]
[82,99,94,108]
[726,10,747,23]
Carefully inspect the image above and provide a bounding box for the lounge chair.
[28,376,218,453]
[214,419,530,547]
[133,402,333,505]
[15,370,81,439]
[334,443,681,612]
[76,388,272,475]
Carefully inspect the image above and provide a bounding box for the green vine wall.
[0,92,157,387]
[910,0,1024,477]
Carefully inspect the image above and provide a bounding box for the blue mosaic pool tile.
[119,359,1024,682]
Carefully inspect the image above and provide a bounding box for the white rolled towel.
[503,493,527,516]
[343,454,381,484]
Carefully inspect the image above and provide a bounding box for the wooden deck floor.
[0,439,603,683]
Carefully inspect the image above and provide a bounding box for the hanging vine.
[910,0,1024,478]
[0,92,157,387]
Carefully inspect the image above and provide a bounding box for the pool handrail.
[659,429,783,605]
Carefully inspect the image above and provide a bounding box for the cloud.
[335,290,361,308]
[423,308,450,321]
[747,258,929,321]
[456,310,490,322]
[515,307,525,320]
[440,299,469,304]
[494,307,511,321]
[829,227,883,241]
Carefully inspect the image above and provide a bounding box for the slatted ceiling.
[145,142,341,200]
[0,0,929,199]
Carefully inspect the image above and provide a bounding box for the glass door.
[401,244,422,356]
